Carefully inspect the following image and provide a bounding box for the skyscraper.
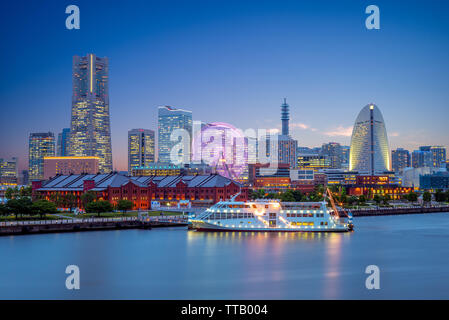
[349,104,391,174]
[57,128,70,156]
[321,142,342,169]
[412,150,433,168]
[69,54,112,173]
[158,106,192,164]
[427,146,446,168]
[29,132,55,180]
[128,129,155,174]
[392,148,410,173]
[0,157,18,185]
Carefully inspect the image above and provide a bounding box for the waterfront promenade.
[0,215,188,236]
[351,205,449,216]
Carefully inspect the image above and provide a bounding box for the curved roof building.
[349,104,391,174]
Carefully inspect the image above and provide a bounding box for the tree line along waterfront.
[248,185,449,208]
[1,185,449,222]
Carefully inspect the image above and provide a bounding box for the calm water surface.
[1,213,449,299]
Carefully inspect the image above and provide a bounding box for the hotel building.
[29,132,55,180]
[69,54,113,173]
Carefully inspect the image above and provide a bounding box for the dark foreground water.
[1,213,449,299]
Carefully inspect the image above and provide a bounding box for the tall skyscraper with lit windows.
[69,54,112,173]
[158,106,192,164]
[128,129,155,174]
[349,104,391,174]
[29,132,55,180]
[57,128,70,157]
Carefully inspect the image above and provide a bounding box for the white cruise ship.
[190,191,354,233]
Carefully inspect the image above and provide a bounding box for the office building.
[0,157,18,185]
[392,148,411,173]
[349,104,391,174]
[43,156,100,179]
[128,129,155,174]
[412,150,433,168]
[29,132,55,180]
[57,128,70,157]
[321,142,342,169]
[158,106,192,164]
[69,54,113,173]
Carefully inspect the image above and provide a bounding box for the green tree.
[291,190,303,202]
[116,199,134,213]
[423,192,432,205]
[373,194,382,206]
[358,195,367,206]
[347,196,358,206]
[31,200,57,219]
[5,187,19,200]
[86,200,113,217]
[406,192,418,203]
[280,191,295,202]
[61,194,78,212]
[6,197,33,219]
[434,190,447,203]
[0,203,7,217]
[81,191,97,208]
[383,194,391,206]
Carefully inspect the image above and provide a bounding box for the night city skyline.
[1,0,449,171]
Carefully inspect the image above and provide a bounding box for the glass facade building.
[69,54,112,173]
[349,104,391,174]
[128,129,155,174]
[29,132,55,180]
[57,128,70,157]
[157,106,192,164]
[392,148,411,173]
[0,157,18,185]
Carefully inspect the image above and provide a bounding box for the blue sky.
[1,0,448,170]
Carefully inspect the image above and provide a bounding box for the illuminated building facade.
[321,142,342,169]
[349,104,391,174]
[128,129,155,174]
[33,173,248,210]
[29,132,55,180]
[158,106,192,164]
[346,175,413,200]
[131,163,181,176]
[69,54,112,173]
[297,154,330,171]
[0,157,18,185]
[412,150,433,168]
[420,146,447,168]
[43,156,100,179]
[57,128,70,157]
[392,148,410,173]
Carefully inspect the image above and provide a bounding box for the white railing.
[0,216,138,227]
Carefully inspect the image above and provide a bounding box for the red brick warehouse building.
[32,173,248,210]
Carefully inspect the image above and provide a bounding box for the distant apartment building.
[29,132,55,180]
[158,106,192,164]
[297,153,330,171]
[412,150,433,168]
[57,128,70,156]
[392,148,411,173]
[0,157,18,185]
[128,129,155,174]
[43,156,100,179]
[321,142,342,169]
[340,146,350,170]
[429,146,446,168]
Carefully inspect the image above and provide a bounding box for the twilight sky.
[1,0,448,171]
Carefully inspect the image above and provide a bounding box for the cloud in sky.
[323,126,353,137]
[290,122,317,132]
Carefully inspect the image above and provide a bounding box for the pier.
[351,205,449,217]
[0,215,188,236]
